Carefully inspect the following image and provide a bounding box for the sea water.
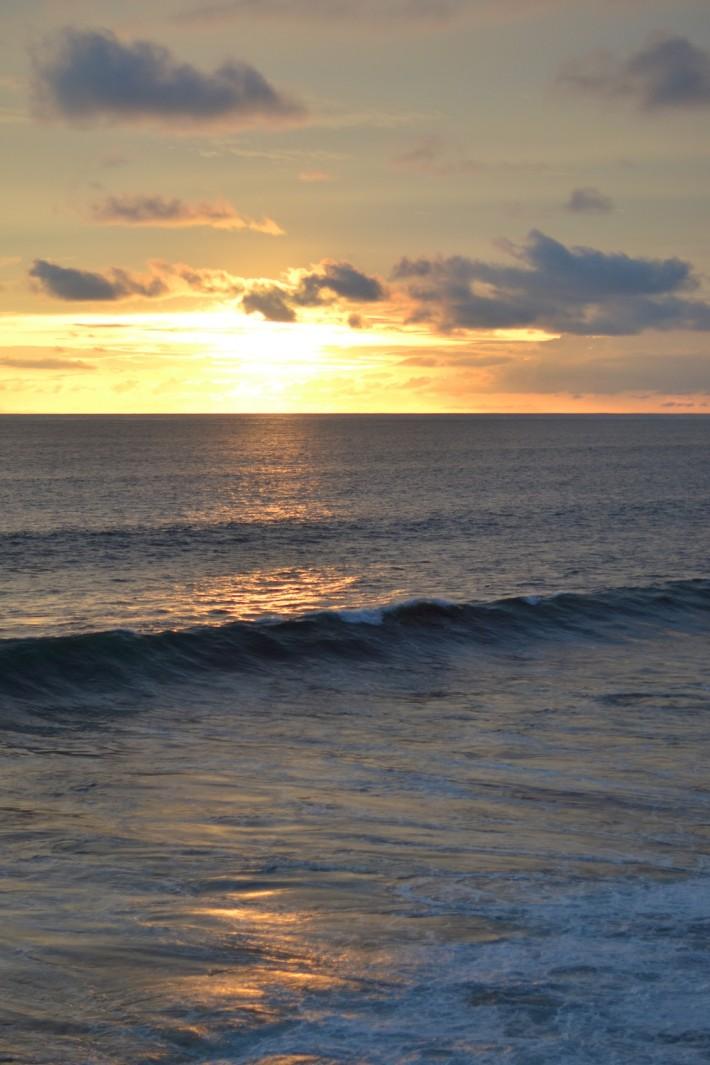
[1,413,709,1064]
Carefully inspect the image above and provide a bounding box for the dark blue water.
[1,414,710,1064]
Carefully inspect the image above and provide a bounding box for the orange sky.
[1,0,709,412]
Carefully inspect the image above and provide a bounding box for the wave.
[1,579,709,705]
[0,512,496,573]
[3,498,704,548]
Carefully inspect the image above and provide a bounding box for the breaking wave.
[2,579,709,705]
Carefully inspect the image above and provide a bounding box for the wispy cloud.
[494,349,710,396]
[0,355,96,371]
[175,0,470,27]
[174,0,614,30]
[565,187,614,213]
[91,194,284,234]
[298,170,333,183]
[559,36,710,111]
[392,135,482,175]
[31,28,306,129]
[0,106,24,125]
[392,135,550,177]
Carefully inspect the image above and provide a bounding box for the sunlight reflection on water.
[1,566,372,638]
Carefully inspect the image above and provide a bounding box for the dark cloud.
[392,230,710,336]
[560,36,710,111]
[242,285,296,322]
[294,261,386,305]
[32,28,305,129]
[29,259,247,302]
[91,194,284,234]
[241,262,385,320]
[29,259,167,301]
[565,186,614,213]
[28,256,386,314]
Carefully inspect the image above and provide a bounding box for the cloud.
[155,261,245,296]
[29,259,167,301]
[298,170,333,183]
[392,230,710,336]
[565,187,614,213]
[176,0,469,27]
[29,258,248,302]
[403,375,434,390]
[399,355,439,367]
[30,239,708,339]
[559,36,710,111]
[494,350,710,396]
[242,285,296,321]
[292,261,386,305]
[392,135,550,177]
[28,256,386,318]
[176,0,606,29]
[393,136,445,171]
[91,194,284,234]
[0,355,95,371]
[392,135,484,175]
[240,262,386,320]
[32,28,306,129]
[99,152,128,169]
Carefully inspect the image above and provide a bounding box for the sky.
[1,0,709,413]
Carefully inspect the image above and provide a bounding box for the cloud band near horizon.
[27,231,710,337]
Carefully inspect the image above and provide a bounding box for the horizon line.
[1,410,708,418]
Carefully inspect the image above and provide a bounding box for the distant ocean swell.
[1,579,709,705]
[3,493,708,569]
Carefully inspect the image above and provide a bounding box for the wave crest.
[2,579,709,706]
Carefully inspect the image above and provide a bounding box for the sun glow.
[0,308,570,413]
[204,316,353,403]
[177,309,414,410]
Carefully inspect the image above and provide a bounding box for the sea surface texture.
[1,413,710,1065]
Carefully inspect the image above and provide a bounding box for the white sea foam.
[215,872,710,1065]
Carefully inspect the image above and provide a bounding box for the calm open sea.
[1,413,710,1064]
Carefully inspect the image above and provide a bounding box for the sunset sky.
[1,0,709,412]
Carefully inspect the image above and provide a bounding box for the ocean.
[1,413,709,1064]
